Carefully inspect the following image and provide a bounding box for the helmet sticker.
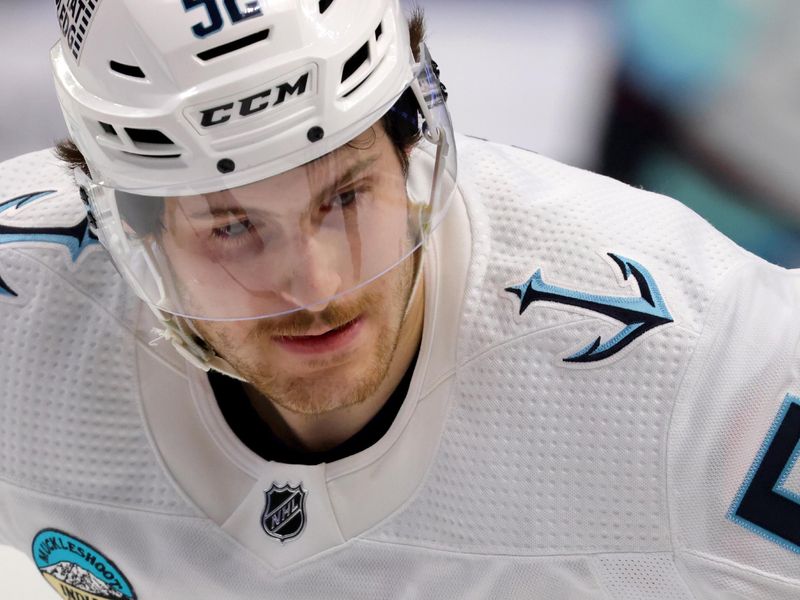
[182,0,264,39]
[55,0,101,62]
[189,67,314,130]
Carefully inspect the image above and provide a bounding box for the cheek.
[196,320,262,355]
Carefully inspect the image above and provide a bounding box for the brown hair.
[55,9,428,178]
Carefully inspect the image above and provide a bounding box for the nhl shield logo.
[261,483,307,542]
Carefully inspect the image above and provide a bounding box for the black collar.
[208,349,419,465]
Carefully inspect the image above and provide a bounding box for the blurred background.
[1,0,800,594]
[1,0,799,272]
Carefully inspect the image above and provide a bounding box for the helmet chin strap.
[146,303,248,382]
[147,249,425,382]
[401,246,425,322]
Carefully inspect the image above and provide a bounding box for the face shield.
[78,48,456,321]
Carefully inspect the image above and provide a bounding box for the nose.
[277,234,342,312]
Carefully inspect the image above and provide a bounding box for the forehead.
[170,126,398,213]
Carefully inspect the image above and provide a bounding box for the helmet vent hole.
[121,151,182,160]
[125,128,175,146]
[109,61,146,79]
[375,23,383,40]
[197,28,270,61]
[342,75,370,99]
[99,122,118,136]
[319,0,335,14]
[122,150,181,159]
[341,42,370,84]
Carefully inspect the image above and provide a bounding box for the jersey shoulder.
[0,150,193,536]
[0,148,99,282]
[669,259,800,596]
[0,147,85,217]
[402,138,800,596]
[455,135,754,361]
[456,139,800,593]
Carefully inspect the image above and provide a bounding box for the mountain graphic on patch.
[43,561,126,599]
[32,529,137,600]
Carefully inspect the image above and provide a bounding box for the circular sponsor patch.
[31,529,136,600]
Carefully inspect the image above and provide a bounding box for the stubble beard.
[196,256,417,416]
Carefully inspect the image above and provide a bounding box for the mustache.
[249,292,376,339]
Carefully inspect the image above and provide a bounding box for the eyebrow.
[187,155,379,219]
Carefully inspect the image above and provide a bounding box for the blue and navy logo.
[32,529,137,600]
[506,253,673,363]
[729,394,800,554]
[183,0,264,39]
[0,190,98,297]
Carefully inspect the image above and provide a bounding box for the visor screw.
[217,158,236,174]
[307,126,325,143]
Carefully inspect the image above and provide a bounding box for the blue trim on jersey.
[727,394,800,554]
[0,231,97,262]
[0,273,18,297]
[728,514,800,556]
[0,190,56,214]
[775,434,800,505]
[512,257,670,319]
[506,253,673,362]
[0,190,98,297]
[565,322,644,361]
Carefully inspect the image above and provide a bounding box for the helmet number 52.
[182,0,263,38]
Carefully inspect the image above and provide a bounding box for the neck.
[245,274,425,454]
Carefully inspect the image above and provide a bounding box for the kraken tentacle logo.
[506,253,673,363]
[0,190,98,297]
[0,273,15,297]
[32,529,137,600]
[262,482,307,542]
[0,190,56,214]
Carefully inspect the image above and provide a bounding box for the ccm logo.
[199,72,310,128]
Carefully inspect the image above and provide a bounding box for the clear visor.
[80,51,456,321]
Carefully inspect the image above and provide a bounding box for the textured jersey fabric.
[0,137,798,599]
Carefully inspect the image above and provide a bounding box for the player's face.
[192,248,417,415]
[163,128,420,414]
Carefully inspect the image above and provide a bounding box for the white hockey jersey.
[0,137,798,599]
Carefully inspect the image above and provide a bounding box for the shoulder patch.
[506,252,673,363]
[0,191,57,214]
[0,189,98,297]
[32,529,137,600]
[0,189,98,260]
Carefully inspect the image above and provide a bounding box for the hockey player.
[0,1,798,598]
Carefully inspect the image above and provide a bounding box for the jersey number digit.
[729,395,800,553]
[183,0,263,38]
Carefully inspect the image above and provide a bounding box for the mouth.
[274,317,363,355]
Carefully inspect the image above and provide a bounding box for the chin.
[247,333,395,415]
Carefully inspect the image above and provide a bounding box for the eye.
[321,188,364,212]
[205,217,265,259]
[212,219,253,240]
[333,189,358,207]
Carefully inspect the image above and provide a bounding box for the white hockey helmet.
[51,0,456,323]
